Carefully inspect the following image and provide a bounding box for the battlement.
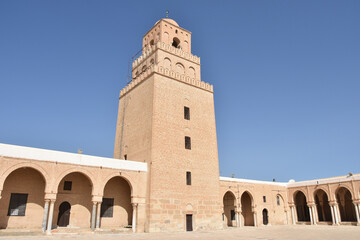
[132,41,200,69]
[120,64,213,98]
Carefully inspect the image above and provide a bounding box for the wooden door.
[186,214,193,231]
[262,209,268,225]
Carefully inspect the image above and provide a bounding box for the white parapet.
[220,176,288,186]
[0,143,147,172]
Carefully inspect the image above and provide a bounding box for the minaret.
[114,18,222,232]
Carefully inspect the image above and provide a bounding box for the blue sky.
[0,1,359,182]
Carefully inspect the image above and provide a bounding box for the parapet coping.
[132,41,200,69]
[287,174,360,188]
[219,176,288,187]
[0,143,147,172]
[220,174,360,188]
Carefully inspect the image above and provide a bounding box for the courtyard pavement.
[1,225,360,240]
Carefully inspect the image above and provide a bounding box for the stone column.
[330,204,336,225]
[290,206,296,225]
[311,205,317,225]
[91,202,97,231]
[96,202,101,229]
[334,203,340,224]
[253,211,257,227]
[284,210,288,225]
[132,203,138,233]
[354,203,360,224]
[236,211,241,227]
[308,206,314,225]
[46,200,55,234]
[42,200,50,232]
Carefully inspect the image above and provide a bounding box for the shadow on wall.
[53,172,92,229]
[0,168,45,229]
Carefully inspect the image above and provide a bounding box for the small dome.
[288,179,295,183]
[154,18,179,27]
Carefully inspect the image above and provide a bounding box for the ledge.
[0,143,148,172]
[120,64,213,98]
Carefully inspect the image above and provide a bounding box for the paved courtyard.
[1,226,360,240]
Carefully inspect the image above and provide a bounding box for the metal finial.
[166,10,169,18]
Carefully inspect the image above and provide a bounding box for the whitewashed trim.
[287,174,360,188]
[0,143,147,172]
[219,176,288,187]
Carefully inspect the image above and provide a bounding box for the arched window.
[164,32,169,44]
[188,67,195,78]
[150,40,154,46]
[176,63,184,74]
[172,37,180,48]
[277,196,280,206]
[142,65,147,72]
[183,40,189,52]
[150,59,154,65]
[164,58,171,69]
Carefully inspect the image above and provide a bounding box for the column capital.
[44,193,57,201]
[329,200,338,206]
[132,203,138,208]
[288,203,295,207]
[92,195,103,203]
[352,199,360,204]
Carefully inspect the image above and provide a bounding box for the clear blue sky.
[1,1,359,182]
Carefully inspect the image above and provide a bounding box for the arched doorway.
[0,168,45,229]
[314,189,332,222]
[223,191,236,227]
[54,172,93,228]
[100,176,132,228]
[241,191,254,226]
[336,187,356,222]
[262,209,269,225]
[294,191,310,222]
[57,202,71,227]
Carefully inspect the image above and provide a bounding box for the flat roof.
[0,143,147,172]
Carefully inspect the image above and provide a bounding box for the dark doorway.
[262,209,269,225]
[186,214,193,231]
[294,191,310,222]
[57,202,71,227]
[314,189,332,222]
[336,187,356,222]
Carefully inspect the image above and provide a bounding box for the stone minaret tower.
[114,18,222,232]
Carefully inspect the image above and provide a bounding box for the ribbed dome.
[154,18,179,27]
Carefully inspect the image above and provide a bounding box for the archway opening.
[314,189,332,222]
[172,37,180,48]
[0,168,45,229]
[262,209,268,225]
[54,172,93,228]
[336,187,356,222]
[294,191,310,222]
[241,192,254,226]
[223,191,236,227]
[100,176,132,228]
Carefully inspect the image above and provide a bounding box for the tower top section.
[142,18,192,54]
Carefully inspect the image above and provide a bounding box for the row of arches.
[223,191,285,227]
[0,167,133,230]
[163,58,196,78]
[293,187,358,223]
